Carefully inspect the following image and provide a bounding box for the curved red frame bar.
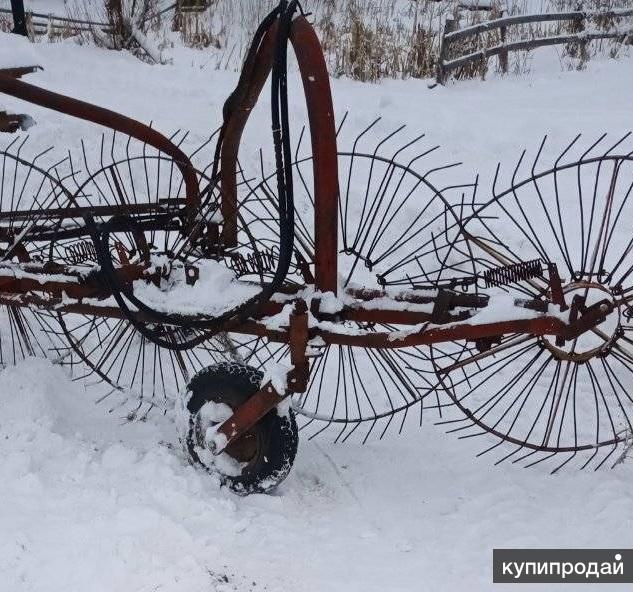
[0,73,201,224]
[219,15,339,295]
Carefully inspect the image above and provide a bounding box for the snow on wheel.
[431,136,633,470]
[178,362,298,495]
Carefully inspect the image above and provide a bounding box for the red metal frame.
[0,15,615,452]
[0,74,200,224]
[219,15,339,294]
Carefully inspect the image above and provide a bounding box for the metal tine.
[0,145,75,264]
[248,153,316,255]
[378,412,396,440]
[378,204,469,280]
[476,440,506,458]
[594,443,619,471]
[347,124,406,252]
[524,451,558,469]
[511,448,540,465]
[361,418,378,444]
[611,433,633,469]
[95,387,123,405]
[600,164,633,281]
[195,129,221,176]
[579,447,600,470]
[307,419,334,441]
[599,132,631,159]
[333,421,349,444]
[457,429,489,440]
[335,110,348,137]
[294,126,306,162]
[529,143,576,275]
[9,140,52,222]
[434,416,470,426]
[551,451,577,474]
[352,130,427,248]
[365,142,447,264]
[341,117,381,248]
[442,420,479,434]
[529,135,548,179]
[494,445,526,466]
[239,158,314,258]
[553,134,583,170]
[340,419,363,443]
[374,185,474,282]
[579,133,609,164]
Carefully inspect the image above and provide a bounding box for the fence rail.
[436,8,633,84]
[0,7,111,36]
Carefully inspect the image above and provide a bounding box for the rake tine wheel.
[431,134,633,471]
[1,0,633,494]
[232,120,478,442]
[47,132,244,418]
[0,139,71,369]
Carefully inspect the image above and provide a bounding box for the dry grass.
[0,14,11,33]
[553,0,632,69]
[175,0,487,80]
[67,0,163,61]
[6,0,629,81]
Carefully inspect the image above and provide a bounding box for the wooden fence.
[436,8,633,85]
[0,7,111,36]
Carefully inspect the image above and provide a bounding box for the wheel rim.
[431,135,633,469]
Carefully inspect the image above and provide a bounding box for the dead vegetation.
[66,0,167,62]
[174,0,488,80]
[174,0,631,82]
[4,0,631,81]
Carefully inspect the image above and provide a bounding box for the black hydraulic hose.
[85,0,300,350]
[209,3,283,186]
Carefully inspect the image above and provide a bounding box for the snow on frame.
[1,11,633,592]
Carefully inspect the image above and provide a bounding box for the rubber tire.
[184,362,298,495]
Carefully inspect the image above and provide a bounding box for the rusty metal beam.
[0,66,42,79]
[0,259,597,346]
[0,260,151,300]
[220,20,278,246]
[0,200,184,222]
[0,111,27,133]
[290,16,339,295]
[0,73,200,225]
[213,381,287,454]
[219,15,340,295]
[345,286,488,308]
[212,301,309,453]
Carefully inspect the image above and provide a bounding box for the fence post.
[436,16,456,85]
[10,0,27,36]
[499,10,508,74]
[577,4,588,65]
[106,0,125,42]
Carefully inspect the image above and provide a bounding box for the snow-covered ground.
[1,17,633,592]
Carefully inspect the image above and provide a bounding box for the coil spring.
[483,258,543,288]
[64,240,98,265]
[229,247,278,278]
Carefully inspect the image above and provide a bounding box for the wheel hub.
[540,281,621,362]
[194,402,260,465]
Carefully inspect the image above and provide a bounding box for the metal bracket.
[213,300,310,454]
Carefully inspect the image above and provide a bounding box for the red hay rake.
[1,1,633,492]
